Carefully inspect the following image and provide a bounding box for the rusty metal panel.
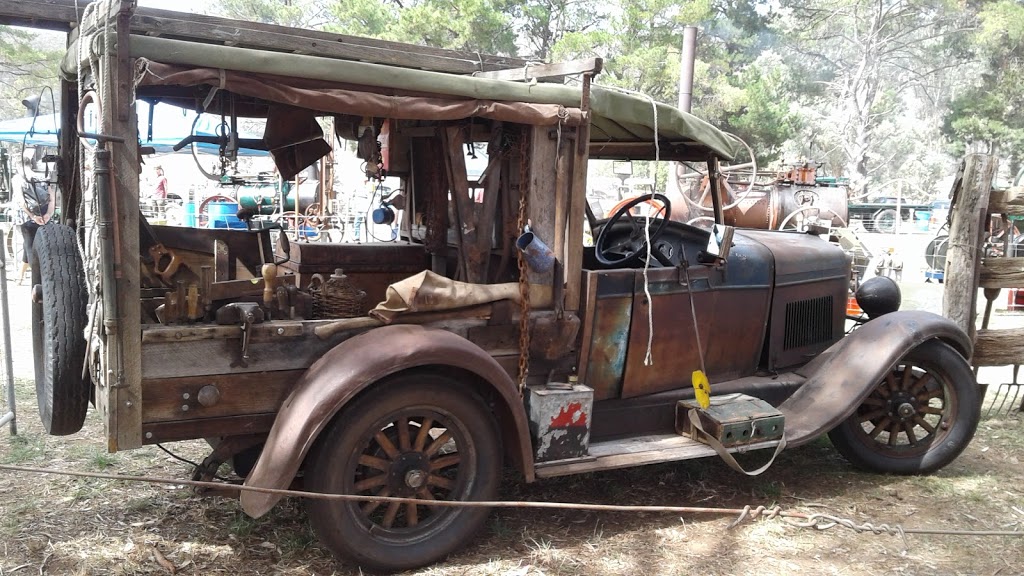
[582,270,635,400]
[620,264,771,399]
[525,384,594,462]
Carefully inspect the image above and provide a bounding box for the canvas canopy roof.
[63,34,740,162]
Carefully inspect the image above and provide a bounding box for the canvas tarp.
[65,34,740,160]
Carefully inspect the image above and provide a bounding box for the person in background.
[16,151,55,285]
[147,164,168,218]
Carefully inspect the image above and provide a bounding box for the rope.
[0,464,1020,538]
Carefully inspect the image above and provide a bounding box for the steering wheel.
[594,193,673,267]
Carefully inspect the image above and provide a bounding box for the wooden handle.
[261,263,277,306]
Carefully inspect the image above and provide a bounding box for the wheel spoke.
[406,502,419,527]
[358,454,391,472]
[885,373,899,393]
[354,473,387,492]
[427,474,456,490]
[903,421,918,445]
[858,407,888,423]
[381,501,401,529]
[913,415,936,435]
[916,385,943,401]
[375,431,400,459]
[414,418,434,451]
[900,366,914,390]
[862,396,887,407]
[430,454,461,471]
[869,416,892,439]
[887,421,901,446]
[397,417,411,451]
[910,373,934,395]
[425,430,453,457]
[920,405,945,416]
[361,487,390,516]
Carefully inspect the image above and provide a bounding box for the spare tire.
[31,223,90,435]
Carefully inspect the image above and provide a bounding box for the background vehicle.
[0,1,981,572]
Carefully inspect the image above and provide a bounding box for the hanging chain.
[515,130,531,394]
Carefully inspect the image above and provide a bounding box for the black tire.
[873,208,897,234]
[305,373,502,572]
[828,339,980,474]
[31,223,90,435]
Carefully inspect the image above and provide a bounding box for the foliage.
[942,0,1024,175]
[0,26,62,121]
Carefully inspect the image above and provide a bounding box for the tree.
[216,0,331,28]
[779,0,968,197]
[942,0,1024,177]
[0,26,62,121]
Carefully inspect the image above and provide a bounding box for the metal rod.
[0,227,16,435]
[679,26,697,114]
[94,149,119,334]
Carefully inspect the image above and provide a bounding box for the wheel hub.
[387,451,430,496]
[888,391,918,422]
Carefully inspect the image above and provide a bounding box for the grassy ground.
[1,231,1023,575]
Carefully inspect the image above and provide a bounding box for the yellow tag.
[691,370,711,409]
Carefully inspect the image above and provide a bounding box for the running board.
[534,433,781,478]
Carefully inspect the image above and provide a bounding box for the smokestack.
[679,26,697,113]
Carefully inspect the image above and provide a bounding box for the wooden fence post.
[942,154,998,343]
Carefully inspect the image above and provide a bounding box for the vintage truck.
[2,1,981,572]
[848,197,932,233]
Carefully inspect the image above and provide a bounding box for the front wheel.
[828,339,980,474]
[305,372,502,572]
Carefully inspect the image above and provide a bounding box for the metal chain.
[516,129,531,394]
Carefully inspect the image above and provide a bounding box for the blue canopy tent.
[0,101,267,155]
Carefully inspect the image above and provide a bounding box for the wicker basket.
[309,269,366,319]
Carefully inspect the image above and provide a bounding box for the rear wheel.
[828,340,980,474]
[31,223,89,435]
[305,373,502,571]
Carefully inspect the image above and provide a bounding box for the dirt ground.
[0,230,1023,576]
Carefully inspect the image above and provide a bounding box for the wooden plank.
[108,1,144,451]
[974,328,1024,366]
[443,125,477,281]
[565,118,590,312]
[942,155,998,341]
[534,433,779,478]
[142,320,304,343]
[474,58,603,81]
[141,330,340,379]
[989,186,1024,217]
[473,124,504,282]
[980,257,1024,289]
[527,126,557,289]
[142,413,276,444]
[142,370,298,423]
[0,1,527,72]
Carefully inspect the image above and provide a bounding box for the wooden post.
[942,154,998,343]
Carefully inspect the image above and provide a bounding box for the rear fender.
[240,324,533,518]
[781,310,971,447]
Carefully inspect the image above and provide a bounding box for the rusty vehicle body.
[0,1,982,572]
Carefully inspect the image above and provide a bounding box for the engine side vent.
[783,296,833,350]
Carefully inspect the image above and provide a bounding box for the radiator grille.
[784,296,833,350]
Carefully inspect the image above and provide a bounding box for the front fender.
[781,310,971,447]
[240,324,533,518]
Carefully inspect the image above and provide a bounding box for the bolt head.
[405,469,426,489]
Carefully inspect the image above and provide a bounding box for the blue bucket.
[184,202,197,227]
[206,201,238,228]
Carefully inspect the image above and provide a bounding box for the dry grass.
[1,280,1023,575]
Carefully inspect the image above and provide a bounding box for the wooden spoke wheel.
[197,194,238,228]
[828,340,980,474]
[305,373,501,572]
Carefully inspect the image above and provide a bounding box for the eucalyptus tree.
[778,0,969,197]
[942,0,1024,178]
